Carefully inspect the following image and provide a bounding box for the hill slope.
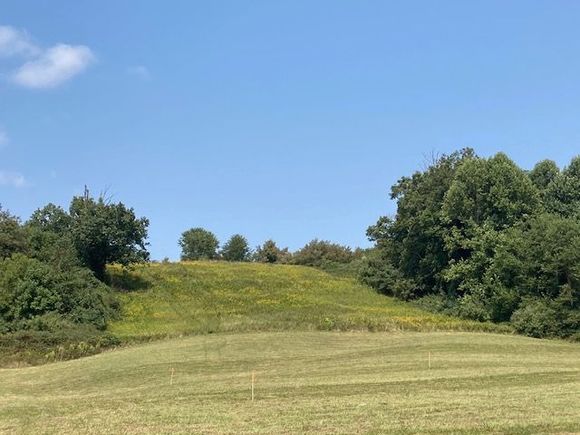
[1,331,579,434]
[109,262,505,339]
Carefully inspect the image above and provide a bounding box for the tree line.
[360,149,580,339]
[178,227,360,268]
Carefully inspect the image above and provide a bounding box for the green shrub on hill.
[0,254,118,332]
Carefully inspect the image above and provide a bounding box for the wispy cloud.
[0,25,39,58]
[127,65,151,81]
[0,170,26,188]
[12,44,95,89]
[0,25,95,89]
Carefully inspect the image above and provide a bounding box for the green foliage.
[529,159,559,191]
[358,248,416,299]
[0,254,118,331]
[442,153,540,230]
[28,203,72,233]
[254,239,291,263]
[292,239,354,267]
[543,161,580,218]
[0,194,147,365]
[386,149,475,295]
[0,206,27,259]
[69,194,149,280]
[220,234,250,261]
[179,227,219,260]
[366,150,580,338]
[492,214,580,304]
[24,197,150,281]
[510,299,561,338]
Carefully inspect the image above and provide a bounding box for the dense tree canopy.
[363,150,580,338]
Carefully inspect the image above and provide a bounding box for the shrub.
[0,254,118,331]
[511,299,560,338]
[254,240,291,263]
[292,239,354,267]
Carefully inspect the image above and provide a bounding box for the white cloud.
[127,65,151,81]
[12,44,95,89]
[0,171,26,188]
[0,25,39,58]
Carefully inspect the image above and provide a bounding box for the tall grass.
[109,261,509,340]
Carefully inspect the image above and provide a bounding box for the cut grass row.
[1,331,578,434]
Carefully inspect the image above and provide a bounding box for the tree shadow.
[108,269,152,292]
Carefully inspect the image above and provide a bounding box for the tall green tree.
[369,148,475,296]
[0,206,27,260]
[179,228,219,260]
[544,156,580,218]
[25,204,78,269]
[69,194,149,281]
[528,159,559,191]
[441,153,541,295]
[442,153,540,230]
[221,234,250,262]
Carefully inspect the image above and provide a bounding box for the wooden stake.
[170,367,175,385]
[251,371,255,401]
[428,352,431,370]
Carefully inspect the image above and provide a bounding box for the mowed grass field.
[108,261,506,339]
[1,331,579,434]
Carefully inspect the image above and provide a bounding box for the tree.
[26,204,78,270]
[68,192,149,281]
[543,156,580,218]
[528,159,560,191]
[442,153,540,231]
[221,234,250,262]
[0,206,27,260]
[179,227,219,260]
[364,149,580,338]
[27,203,72,233]
[492,214,580,304]
[370,148,476,296]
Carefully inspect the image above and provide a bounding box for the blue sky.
[1,1,580,260]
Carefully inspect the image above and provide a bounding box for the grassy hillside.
[109,262,507,339]
[1,331,578,434]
